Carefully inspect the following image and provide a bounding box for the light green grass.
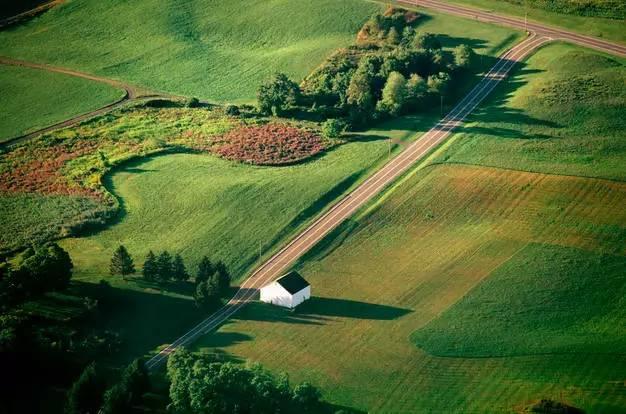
[432,43,626,180]
[412,243,626,357]
[0,0,521,103]
[439,0,626,43]
[194,164,626,413]
[0,0,380,103]
[0,65,124,141]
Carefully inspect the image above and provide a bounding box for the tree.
[376,71,407,116]
[291,382,322,413]
[65,362,105,414]
[156,251,173,282]
[346,58,376,125]
[427,72,451,96]
[172,254,189,282]
[321,119,347,139]
[110,245,135,279]
[453,44,476,69]
[142,250,157,281]
[406,73,428,106]
[257,73,300,116]
[386,27,401,46]
[186,97,200,108]
[121,359,150,401]
[100,384,132,414]
[214,261,231,296]
[413,32,441,50]
[194,279,220,310]
[196,256,214,284]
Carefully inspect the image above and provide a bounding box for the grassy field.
[0,0,521,104]
[440,0,626,43]
[0,0,380,103]
[0,65,124,142]
[431,43,626,180]
[194,164,626,413]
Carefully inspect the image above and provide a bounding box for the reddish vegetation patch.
[212,124,326,165]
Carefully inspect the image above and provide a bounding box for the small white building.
[260,271,310,309]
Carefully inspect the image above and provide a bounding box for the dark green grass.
[432,43,626,180]
[412,243,626,357]
[0,65,124,141]
[0,0,380,103]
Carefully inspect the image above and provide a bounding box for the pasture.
[432,43,626,180]
[195,164,626,413]
[0,0,521,104]
[0,64,124,142]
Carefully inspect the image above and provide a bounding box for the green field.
[440,0,626,43]
[188,43,626,412]
[0,0,379,103]
[0,65,124,141]
[432,43,626,180]
[0,0,523,104]
[195,164,626,413]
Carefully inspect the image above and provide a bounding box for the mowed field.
[432,43,626,180]
[0,0,380,103]
[0,0,521,104]
[195,164,626,413]
[190,43,626,412]
[0,64,124,141]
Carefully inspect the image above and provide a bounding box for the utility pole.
[388,138,391,158]
[440,95,444,117]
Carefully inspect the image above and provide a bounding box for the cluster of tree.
[193,256,231,310]
[65,359,150,414]
[257,7,477,128]
[143,249,189,283]
[167,348,323,414]
[0,242,73,309]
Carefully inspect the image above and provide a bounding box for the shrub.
[186,97,201,108]
[257,73,300,116]
[225,104,240,116]
[321,119,347,139]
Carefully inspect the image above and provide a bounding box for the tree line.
[110,245,231,310]
[256,7,477,130]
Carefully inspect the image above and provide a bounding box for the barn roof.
[276,271,309,295]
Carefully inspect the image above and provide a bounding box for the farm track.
[0,57,176,147]
[145,33,553,370]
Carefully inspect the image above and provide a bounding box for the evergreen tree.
[65,362,105,414]
[214,261,231,296]
[172,254,189,282]
[142,250,157,281]
[110,245,135,279]
[156,251,172,282]
[196,256,214,284]
[386,27,401,46]
[100,384,131,414]
[194,279,220,310]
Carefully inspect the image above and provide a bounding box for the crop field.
[0,64,124,142]
[0,0,521,104]
[432,43,626,180]
[441,0,626,43]
[194,164,626,413]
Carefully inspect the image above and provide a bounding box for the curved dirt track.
[0,57,173,147]
[146,33,553,370]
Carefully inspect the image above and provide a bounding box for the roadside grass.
[0,0,520,104]
[194,164,626,413]
[0,64,124,142]
[437,0,626,43]
[431,43,626,180]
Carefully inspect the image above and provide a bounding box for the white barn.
[260,271,310,309]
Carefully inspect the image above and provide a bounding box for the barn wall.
[260,283,293,308]
[290,286,311,308]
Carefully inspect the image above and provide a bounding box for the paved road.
[399,0,626,57]
[0,57,172,147]
[145,33,552,370]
